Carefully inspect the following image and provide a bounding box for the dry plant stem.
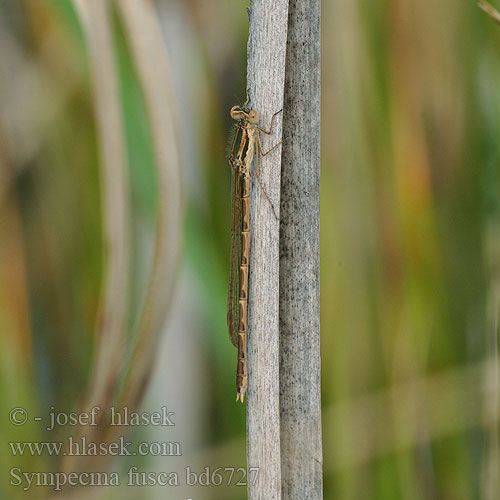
[478,0,500,24]
[279,0,323,498]
[245,0,289,499]
[65,0,129,472]
[117,0,182,411]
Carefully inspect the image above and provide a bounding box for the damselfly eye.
[248,110,259,124]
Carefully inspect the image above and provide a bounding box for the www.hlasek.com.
[9,436,181,457]
[10,466,260,491]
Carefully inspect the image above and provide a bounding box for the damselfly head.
[248,110,259,124]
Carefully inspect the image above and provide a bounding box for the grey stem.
[246,0,289,499]
[279,0,323,498]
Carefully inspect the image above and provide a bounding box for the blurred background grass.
[0,0,499,499]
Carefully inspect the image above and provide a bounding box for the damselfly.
[227,105,282,403]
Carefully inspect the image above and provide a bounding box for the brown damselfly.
[227,105,282,403]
